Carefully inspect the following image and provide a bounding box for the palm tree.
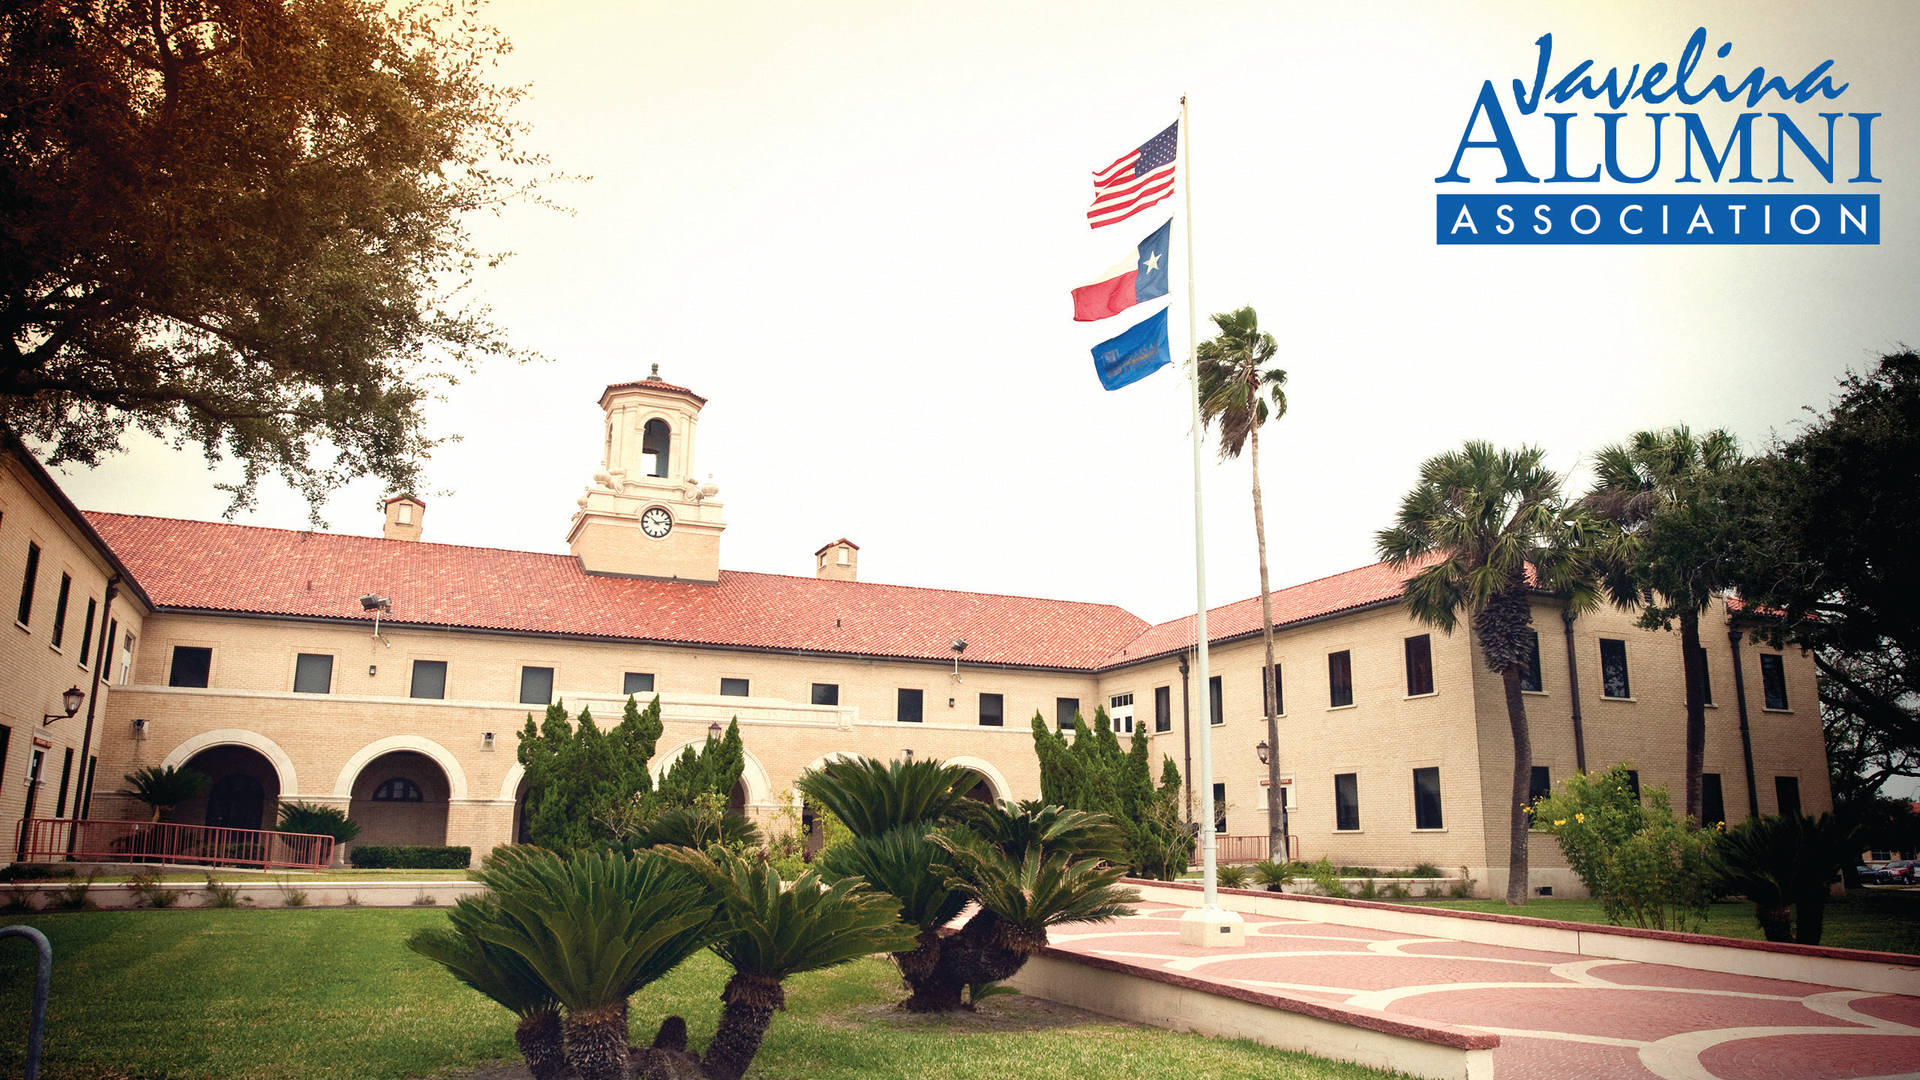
[406,895,568,1080]
[1376,442,1595,904]
[471,846,719,1080]
[1717,812,1855,944]
[1585,426,1743,823]
[660,849,915,1080]
[1196,305,1289,860]
[122,765,210,822]
[799,760,1137,1012]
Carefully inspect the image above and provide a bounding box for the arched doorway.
[175,746,281,829]
[348,751,451,847]
[512,774,532,844]
[959,771,995,804]
[727,777,748,816]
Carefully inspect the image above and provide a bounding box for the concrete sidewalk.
[1030,897,1920,1080]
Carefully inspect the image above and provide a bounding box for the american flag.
[1088,121,1179,229]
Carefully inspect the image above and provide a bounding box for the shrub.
[1307,857,1344,897]
[349,844,472,869]
[1449,868,1476,899]
[1251,859,1291,891]
[1356,877,1379,900]
[1717,812,1854,944]
[1384,881,1411,900]
[1215,864,1250,889]
[279,886,310,907]
[276,801,361,844]
[2,890,37,912]
[128,871,182,908]
[53,873,95,910]
[0,864,74,882]
[203,875,242,908]
[1410,862,1442,878]
[1534,765,1717,932]
[1423,883,1443,899]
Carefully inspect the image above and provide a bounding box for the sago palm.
[1585,426,1743,823]
[1376,441,1596,904]
[406,895,568,1080]
[122,765,210,822]
[473,846,719,1080]
[1717,811,1854,945]
[1197,305,1290,858]
[795,756,976,837]
[661,848,914,1080]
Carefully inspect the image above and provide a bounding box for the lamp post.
[1255,740,1270,765]
[707,721,723,741]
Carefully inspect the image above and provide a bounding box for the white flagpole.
[1176,93,1245,947]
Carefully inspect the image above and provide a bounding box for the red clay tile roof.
[599,377,707,407]
[1099,560,1425,668]
[85,513,1147,670]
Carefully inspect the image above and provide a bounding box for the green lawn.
[1395,889,1920,954]
[0,909,1413,1080]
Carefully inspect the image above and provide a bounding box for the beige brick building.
[0,374,1831,897]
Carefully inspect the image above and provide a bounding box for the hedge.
[347,845,472,869]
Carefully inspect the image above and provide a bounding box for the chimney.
[814,538,858,582]
[383,495,425,541]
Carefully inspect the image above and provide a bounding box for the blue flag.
[1090,307,1172,390]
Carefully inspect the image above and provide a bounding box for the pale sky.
[52,0,1920,635]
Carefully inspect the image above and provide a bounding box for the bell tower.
[567,365,726,582]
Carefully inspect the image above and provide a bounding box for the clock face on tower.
[640,507,673,538]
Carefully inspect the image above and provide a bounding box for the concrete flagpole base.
[1177,904,1247,947]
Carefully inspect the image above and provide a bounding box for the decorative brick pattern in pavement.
[1048,907,1920,1079]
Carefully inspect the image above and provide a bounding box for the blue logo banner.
[1091,306,1172,390]
[1438,196,1878,245]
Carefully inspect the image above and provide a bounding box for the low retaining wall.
[1009,950,1495,1080]
[0,879,482,910]
[1131,879,1920,997]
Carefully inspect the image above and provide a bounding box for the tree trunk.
[1249,424,1287,862]
[515,1009,570,1080]
[1754,904,1793,942]
[1678,611,1707,823]
[1500,664,1532,905]
[1792,890,1827,946]
[562,1000,632,1080]
[894,931,960,1013]
[701,974,784,1080]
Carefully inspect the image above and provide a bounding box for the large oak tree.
[2,0,549,511]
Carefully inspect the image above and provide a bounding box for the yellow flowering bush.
[1531,764,1718,932]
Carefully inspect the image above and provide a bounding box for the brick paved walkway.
[1048,904,1920,1079]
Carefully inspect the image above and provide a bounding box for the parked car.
[1884,860,1919,884]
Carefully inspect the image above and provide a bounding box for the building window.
[624,672,655,695]
[720,678,750,697]
[1413,767,1444,829]
[1702,773,1726,825]
[1625,770,1642,800]
[15,541,40,626]
[1529,765,1551,808]
[373,777,424,802]
[118,632,133,684]
[1207,676,1223,726]
[642,418,672,478]
[811,683,839,706]
[1154,686,1172,733]
[50,573,71,648]
[0,725,10,791]
[897,688,923,723]
[1775,776,1801,817]
[1334,773,1359,831]
[81,756,96,818]
[1688,644,1714,705]
[1520,631,1543,692]
[1262,664,1284,715]
[410,660,448,700]
[1599,639,1631,698]
[979,693,1004,727]
[1404,635,1434,696]
[169,645,213,688]
[1328,651,1353,707]
[1212,782,1227,834]
[520,666,555,705]
[1055,697,1079,731]
[1110,693,1134,734]
[54,748,74,817]
[78,597,97,666]
[293,653,334,694]
[1759,654,1788,710]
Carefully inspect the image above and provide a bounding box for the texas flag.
[1071,219,1171,322]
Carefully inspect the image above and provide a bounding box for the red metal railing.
[17,819,334,870]
[1206,835,1297,864]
